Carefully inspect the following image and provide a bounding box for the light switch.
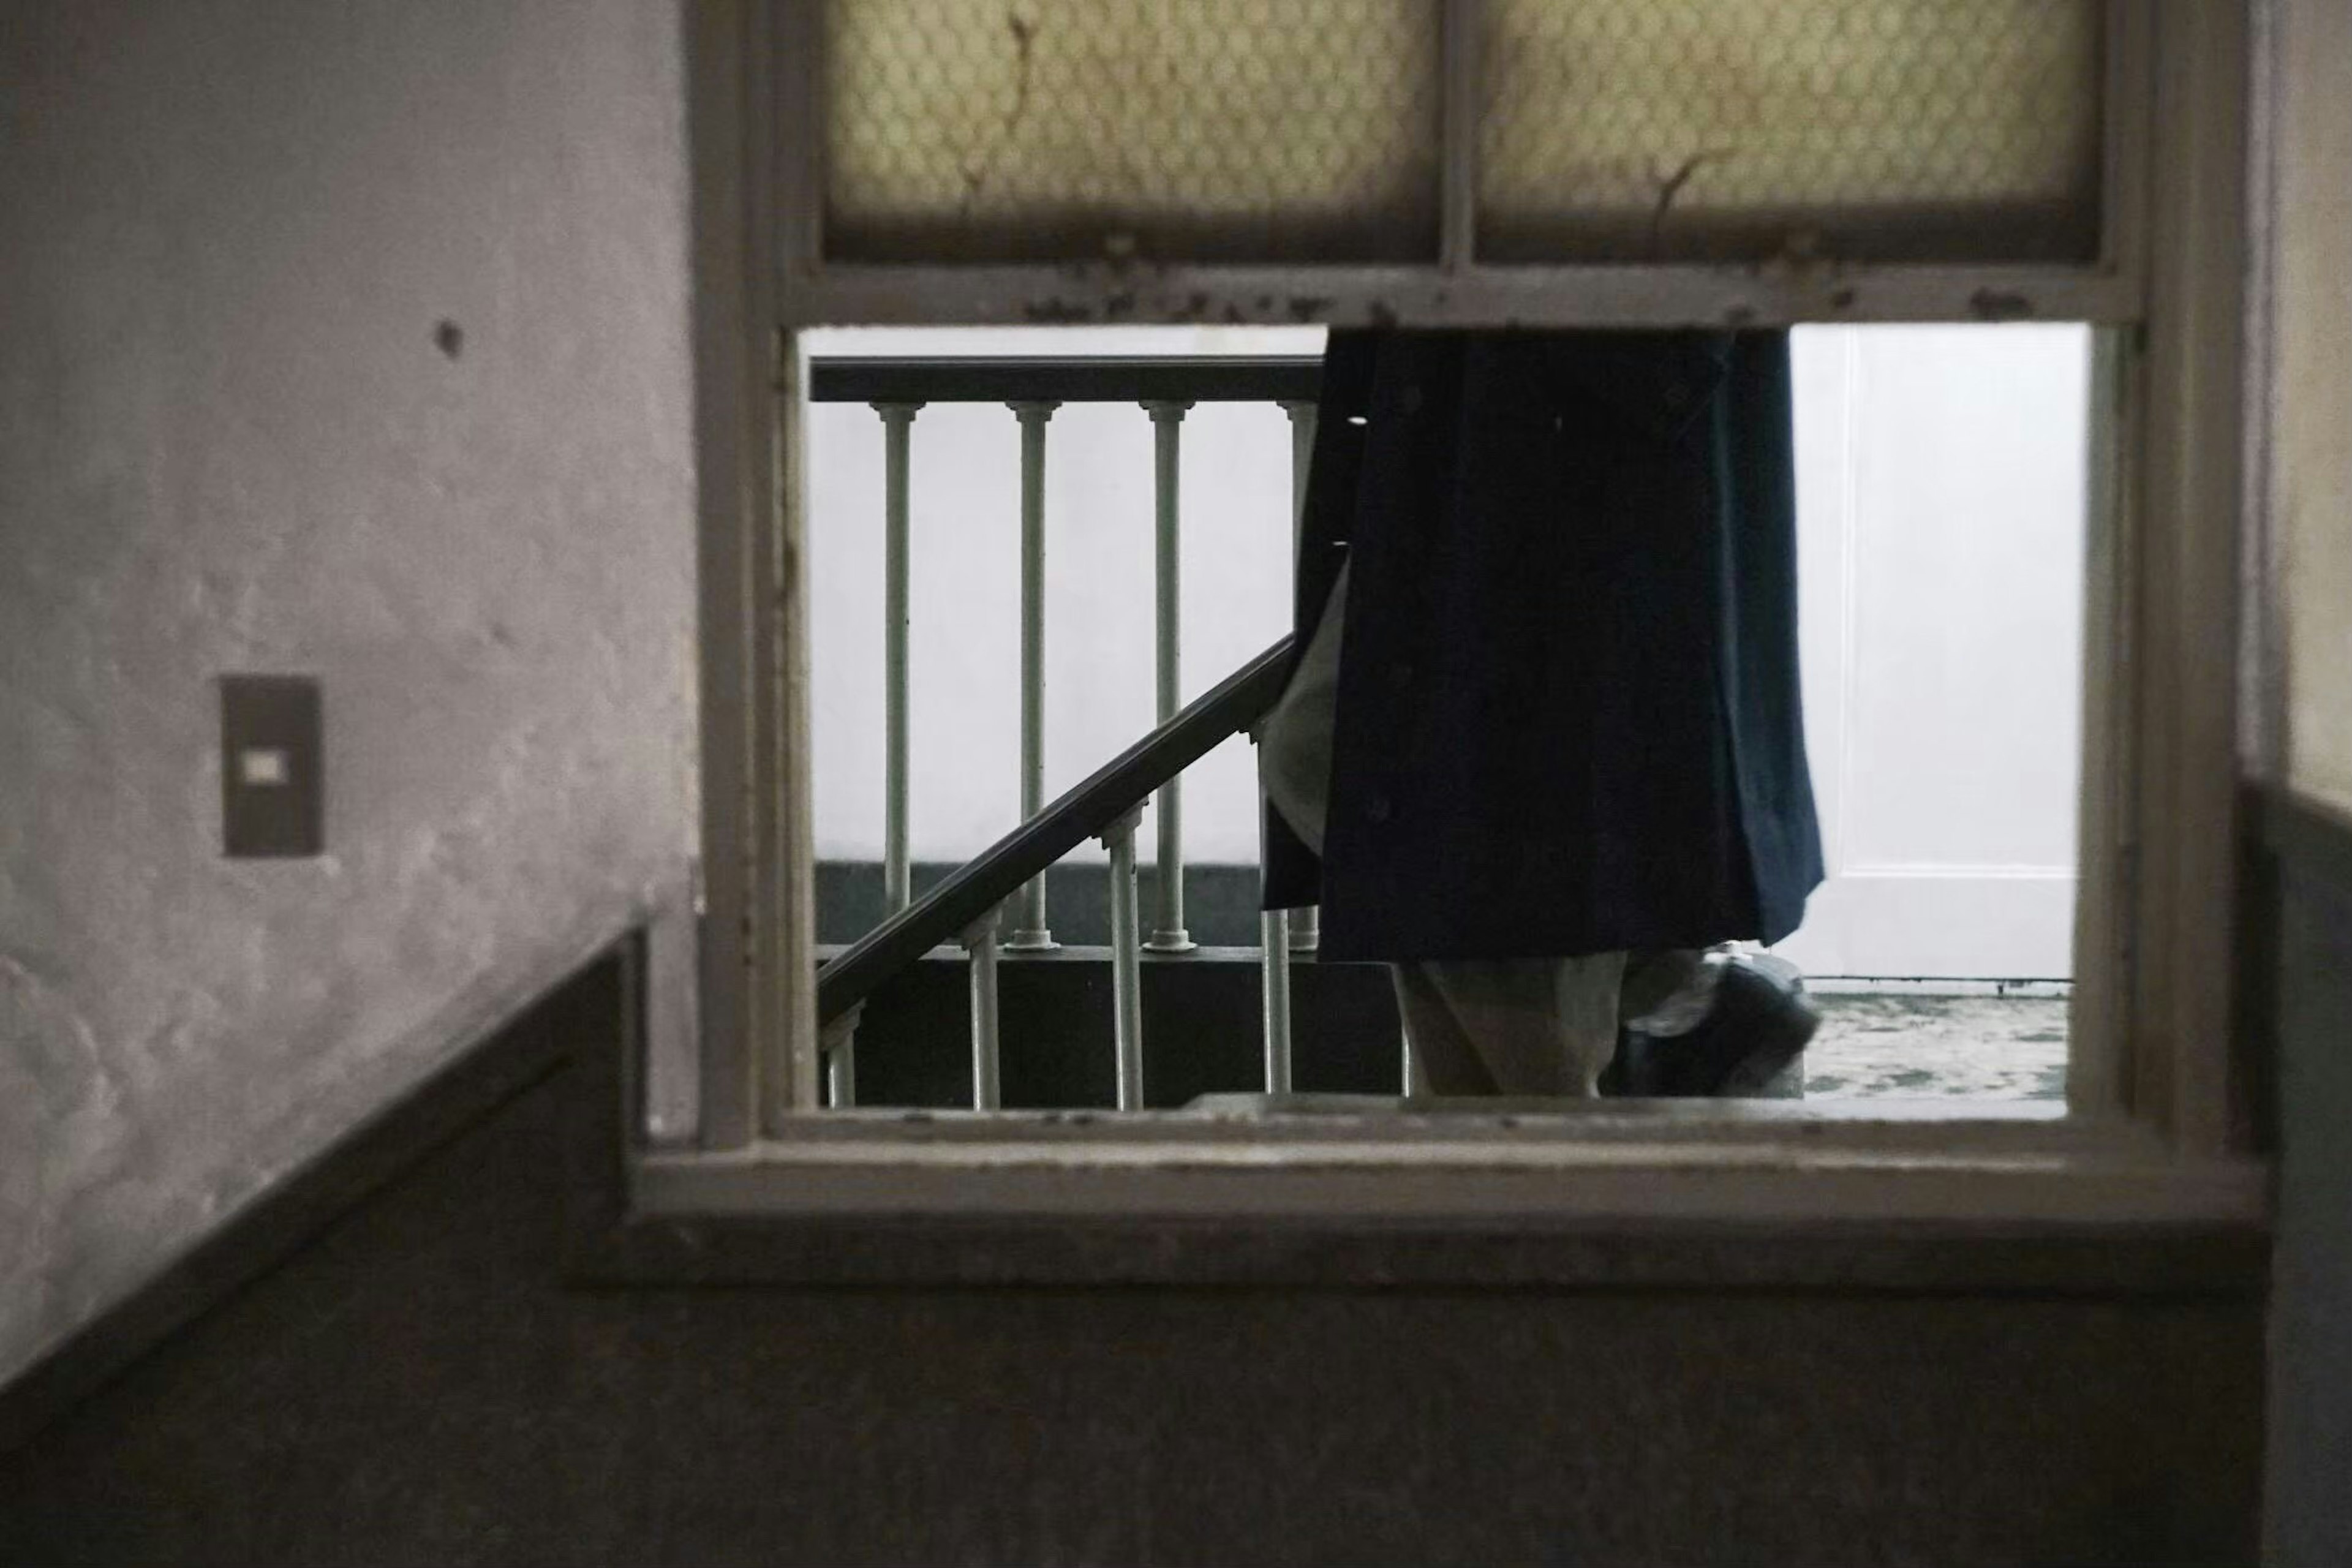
[238,747,291,786]
[220,676,323,858]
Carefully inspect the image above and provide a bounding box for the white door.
[1770,325,2090,982]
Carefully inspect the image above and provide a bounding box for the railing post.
[1008,399,1061,951]
[1256,745,1294,1093]
[1262,907,1294,1093]
[1279,398,1321,955]
[1103,805,1147,1110]
[963,907,1003,1110]
[822,1001,864,1110]
[873,401,922,915]
[1143,399,1196,953]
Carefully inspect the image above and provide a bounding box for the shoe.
[1602,956,1818,1098]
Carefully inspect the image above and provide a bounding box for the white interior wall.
[1,0,697,1385]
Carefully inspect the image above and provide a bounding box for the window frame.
[673,0,2261,1232]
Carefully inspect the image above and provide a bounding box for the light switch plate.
[220,675,323,858]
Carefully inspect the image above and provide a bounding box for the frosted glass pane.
[824,0,1442,263]
[1479,0,2105,262]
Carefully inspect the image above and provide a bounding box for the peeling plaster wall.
[0,0,696,1384]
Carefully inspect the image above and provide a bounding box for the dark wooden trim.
[2255,784,2352,902]
[2238,786,2288,1158]
[2241,784,2352,1158]
[560,935,641,1276]
[817,636,1292,1025]
[809,354,1325,405]
[0,935,644,1459]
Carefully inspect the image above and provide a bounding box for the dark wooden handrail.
[817,635,1296,1026]
[808,355,1324,406]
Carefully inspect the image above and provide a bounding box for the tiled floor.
[1803,994,2068,1101]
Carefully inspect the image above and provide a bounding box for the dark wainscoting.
[0,929,2271,1565]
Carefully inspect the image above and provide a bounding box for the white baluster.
[1104,807,1146,1110]
[875,402,921,916]
[965,907,1003,1110]
[1009,400,1061,950]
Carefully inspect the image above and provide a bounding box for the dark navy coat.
[1262,329,1824,962]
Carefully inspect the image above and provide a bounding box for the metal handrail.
[815,633,1295,1028]
[809,355,1323,405]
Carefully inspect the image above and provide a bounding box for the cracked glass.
[822,0,1444,264]
[1477,0,2106,263]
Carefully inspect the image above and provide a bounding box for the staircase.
[807,352,1801,1110]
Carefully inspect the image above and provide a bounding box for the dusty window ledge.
[584,1151,2262,1298]
[624,1102,2264,1231]
[559,1080,2269,1294]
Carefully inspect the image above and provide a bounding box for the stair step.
[819,947,1804,1108]
[824,946,1403,1109]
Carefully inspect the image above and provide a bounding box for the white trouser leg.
[1261,564,1629,1096]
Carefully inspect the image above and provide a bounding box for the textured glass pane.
[1479,0,2105,263]
[823,0,1442,263]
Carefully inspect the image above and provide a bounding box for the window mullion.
[1439,0,1482,272]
